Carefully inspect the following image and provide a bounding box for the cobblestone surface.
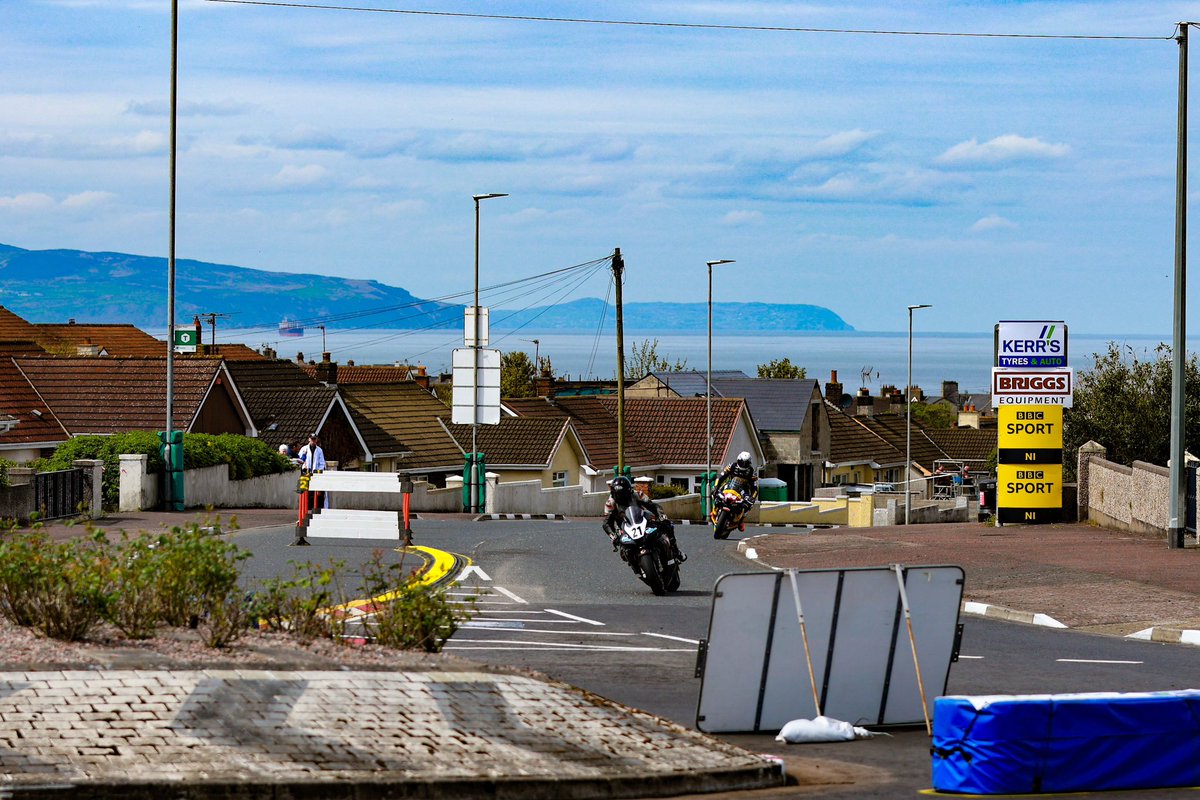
[0,668,780,794]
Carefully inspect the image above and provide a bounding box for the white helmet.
[733,451,753,477]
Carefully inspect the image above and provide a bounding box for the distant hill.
[0,244,853,333]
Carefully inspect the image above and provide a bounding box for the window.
[670,477,689,490]
[552,471,567,488]
[656,475,666,484]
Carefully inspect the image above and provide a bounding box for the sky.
[1,1,1196,335]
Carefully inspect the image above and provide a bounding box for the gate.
[33,469,86,520]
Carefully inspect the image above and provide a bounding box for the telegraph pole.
[1169,22,1190,548]
[613,249,625,474]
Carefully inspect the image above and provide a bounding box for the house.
[225,359,378,469]
[822,401,997,489]
[626,370,830,500]
[0,356,256,461]
[303,360,431,390]
[445,417,589,488]
[504,395,764,494]
[339,382,463,482]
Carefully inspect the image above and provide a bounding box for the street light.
[906,303,932,525]
[706,259,735,511]
[470,193,507,513]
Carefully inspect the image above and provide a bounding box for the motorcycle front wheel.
[713,509,731,540]
[639,552,666,596]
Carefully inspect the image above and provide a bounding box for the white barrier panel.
[696,566,964,733]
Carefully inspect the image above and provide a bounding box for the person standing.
[298,434,327,508]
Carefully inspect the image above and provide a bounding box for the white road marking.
[744,547,758,559]
[443,639,688,652]
[459,626,635,637]
[957,655,984,660]
[1056,658,1144,665]
[466,617,581,624]
[456,565,491,582]
[641,632,701,645]
[494,586,528,604]
[444,646,696,652]
[545,608,605,626]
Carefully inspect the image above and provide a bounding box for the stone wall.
[1078,441,1200,537]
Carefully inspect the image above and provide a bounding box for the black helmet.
[610,475,634,506]
[733,451,754,478]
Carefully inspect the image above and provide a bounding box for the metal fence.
[32,468,85,520]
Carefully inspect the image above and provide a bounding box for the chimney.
[296,352,305,363]
[958,406,981,429]
[906,385,924,402]
[942,380,959,399]
[535,374,555,398]
[879,384,896,398]
[314,352,337,385]
[261,346,276,360]
[347,359,355,366]
[825,370,843,405]
[68,318,76,325]
[855,387,875,417]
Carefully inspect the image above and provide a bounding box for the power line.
[205,0,1176,41]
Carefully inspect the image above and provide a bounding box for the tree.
[623,338,687,378]
[501,350,536,398]
[1063,342,1200,475]
[909,401,957,429]
[756,358,806,379]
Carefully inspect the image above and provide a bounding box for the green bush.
[360,549,474,652]
[650,483,687,499]
[0,531,109,641]
[248,559,351,642]
[0,457,14,489]
[36,432,293,511]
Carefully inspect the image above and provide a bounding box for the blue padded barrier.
[932,691,1200,794]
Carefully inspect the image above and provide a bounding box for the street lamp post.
[471,192,507,514]
[706,259,735,512]
[906,303,932,525]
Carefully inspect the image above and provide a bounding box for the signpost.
[173,328,198,353]
[992,321,1071,526]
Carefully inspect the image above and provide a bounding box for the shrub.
[247,559,350,642]
[360,549,474,652]
[0,531,110,642]
[152,522,248,629]
[36,432,293,511]
[0,457,13,489]
[650,483,687,499]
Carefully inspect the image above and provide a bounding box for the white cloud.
[62,191,116,209]
[269,164,333,189]
[126,98,253,117]
[0,193,55,212]
[970,214,1017,233]
[720,210,764,226]
[373,200,426,217]
[936,135,1071,166]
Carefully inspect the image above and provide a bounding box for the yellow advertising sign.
[998,405,1063,450]
[997,463,1063,509]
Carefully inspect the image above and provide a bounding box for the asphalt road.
[229,520,1200,799]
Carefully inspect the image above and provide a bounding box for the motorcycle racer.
[603,475,687,563]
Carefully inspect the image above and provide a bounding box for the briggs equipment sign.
[991,368,1073,408]
[995,320,1067,368]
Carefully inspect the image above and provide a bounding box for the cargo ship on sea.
[279,318,304,337]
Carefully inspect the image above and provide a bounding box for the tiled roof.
[0,340,48,356]
[504,396,654,470]
[34,323,164,356]
[644,370,750,398]
[826,402,906,467]
[340,383,463,471]
[505,395,746,469]
[239,386,342,451]
[12,356,225,434]
[0,307,41,343]
[710,378,819,431]
[192,343,267,361]
[601,397,745,466]
[0,358,68,446]
[869,413,952,471]
[304,364,418,384]
[225,360,321,390]
[926,428,998,463]
[445,417,573,467]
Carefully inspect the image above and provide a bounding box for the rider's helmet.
[610,475,634,507]
[732,451,754,479]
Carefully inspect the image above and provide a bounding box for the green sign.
[173,329,198,353]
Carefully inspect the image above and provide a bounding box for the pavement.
[5,507,1200,798]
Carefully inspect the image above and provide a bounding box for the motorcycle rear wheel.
[713,509,731,540]
[639,552,666,596]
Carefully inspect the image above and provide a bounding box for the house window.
[670,477,689,490]
[552,471,567,488]
[656,475,666,484]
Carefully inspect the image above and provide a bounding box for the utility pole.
[200,312,230,349]
[1169,21,1190,548]
[613,248,625,475]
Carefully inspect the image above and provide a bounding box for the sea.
[257,328,1191,395]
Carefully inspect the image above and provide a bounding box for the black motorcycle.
[615,505,681,596]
